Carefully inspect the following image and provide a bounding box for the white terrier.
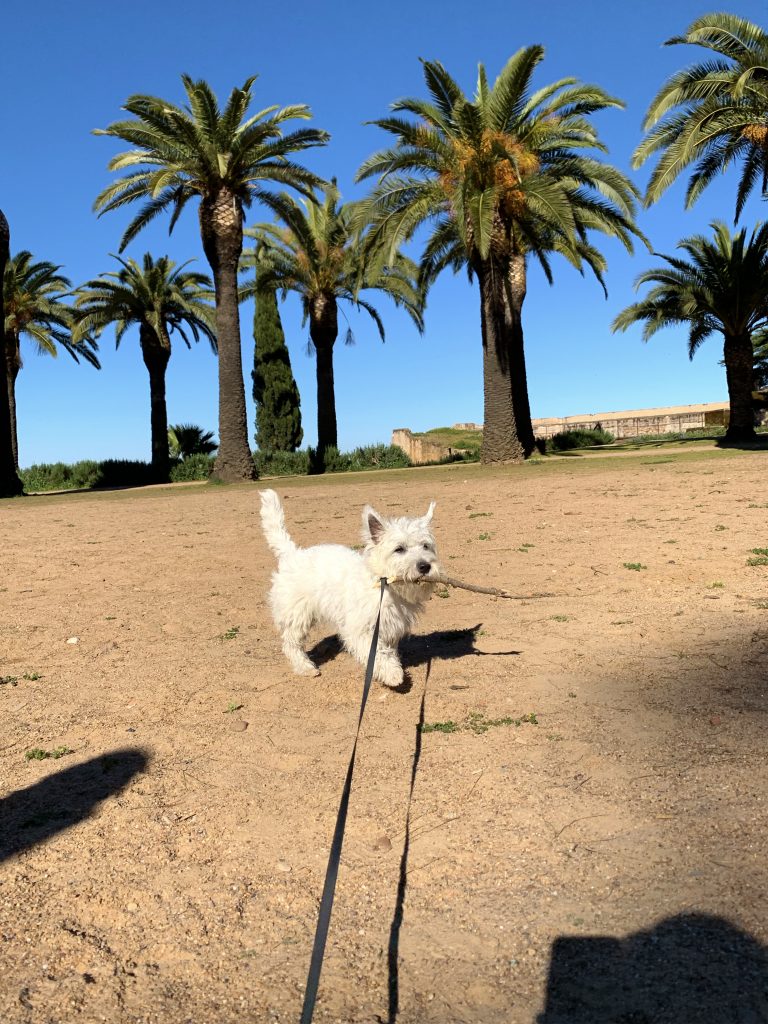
[260,489,441,687]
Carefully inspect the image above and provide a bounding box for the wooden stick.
[387,574,556,600]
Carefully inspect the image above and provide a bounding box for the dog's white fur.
[260,489,440,687]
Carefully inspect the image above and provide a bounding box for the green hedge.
[256,444,411,477]
[548,428,615,451]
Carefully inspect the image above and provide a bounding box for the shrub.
[170,453,215,482]
[548,428,615,451]
[254,449,311,477]
[255,444,411,477]
[20,460,101,492]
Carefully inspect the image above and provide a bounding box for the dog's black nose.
[417,561,431,576]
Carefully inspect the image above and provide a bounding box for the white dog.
[260,489,440,687]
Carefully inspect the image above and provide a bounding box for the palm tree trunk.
[723,332,757,442]
[0,209,23,496]
[476,256,526,464]
[200,188,256,483]
[5,339,20,469]
[140,324,171,482]
[505,252,537,457]
[309,294,339,458]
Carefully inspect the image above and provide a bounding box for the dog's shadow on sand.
[308,624,520,681]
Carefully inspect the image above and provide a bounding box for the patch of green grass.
[421,720,460,734]
[468,511,492,519]
[709,582,725,589]
[1,675,18,686]
[755,600,768,609]
[22,672,42,681]
[421,712,538,735]
[25,746,73,761]
[435,588,450,599]
[478,532,491,541]
[623,562,647,571]
[550,615,570,622]
[221,626,240,640]
[750,547,768,556]
[714,524,727,531]
[224,701,243,713]
[747,555,768,566]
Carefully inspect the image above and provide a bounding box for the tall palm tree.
[634,13,768,216]
[0,209,22,497]
[356,53,643,462]
[242,182,423,456]
[94,74,329,482]
[74,254,215,482]
[612,221,768,442]
[4,251,99,468]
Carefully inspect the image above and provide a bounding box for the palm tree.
[168,423,218,460]
[356,53,643,463]
[74,254,216,482]
[634,13,768,216]
[0,209,22,497]
[612,221,768,442]
[4,251,100,468]
[94,74,329,482]
[242,182,423,457]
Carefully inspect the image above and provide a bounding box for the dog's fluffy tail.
[260,489,297,560]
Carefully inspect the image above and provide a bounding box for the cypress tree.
[252,275,303,454]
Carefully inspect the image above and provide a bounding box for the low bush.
[20,460,101,492]
[256,444,411,477]
[548,428,615,451]
[170,453,215,482]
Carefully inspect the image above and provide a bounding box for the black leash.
[299,577,388,1024]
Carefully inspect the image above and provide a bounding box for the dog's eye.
[422,544,431,551]
[394,545,406,554]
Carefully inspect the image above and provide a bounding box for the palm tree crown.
[5,251,98,366]
[73,253,215,352]
[634,13,768,216]
[94,74,329,254]
[356,52,640,285]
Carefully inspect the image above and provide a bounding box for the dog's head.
[361,502,440,584]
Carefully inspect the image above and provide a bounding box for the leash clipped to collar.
[299,576,388,1024]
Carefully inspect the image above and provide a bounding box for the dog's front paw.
[376,664,404,688]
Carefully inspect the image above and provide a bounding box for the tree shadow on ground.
[0,748,149,863]
[537,912,768,1024]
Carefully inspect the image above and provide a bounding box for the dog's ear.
[362,506,386,543]
[423,501,436,524]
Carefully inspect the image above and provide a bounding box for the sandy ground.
[2,447,768,1024]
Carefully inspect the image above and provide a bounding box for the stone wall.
[531,402,730,440]
[391,429,452,465]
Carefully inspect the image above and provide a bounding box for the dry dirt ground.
[2,447,768,1024]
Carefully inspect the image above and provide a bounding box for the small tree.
[252,261,302,455]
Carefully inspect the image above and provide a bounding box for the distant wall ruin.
[391,401,768,464]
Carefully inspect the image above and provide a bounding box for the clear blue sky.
[2,0,766,466]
